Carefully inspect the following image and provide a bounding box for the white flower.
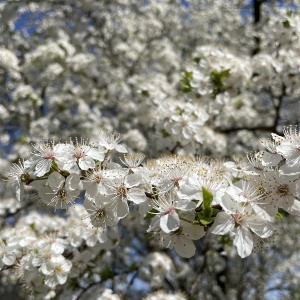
[98,131,127,153]
[157,164,190,192]
[276,126,300,167]
[83,167,122,200]
[225,180,264,205]
[177,173,225,206]
[152,192,196,233]
[0,48,19,75]
[25,141,66,177]
[223,155,249,178]
[161,220,205,258]
[190,70,212,95]
[5,160,32,201]
[83,227,108,247]
[261,138,282,167]
[32,235,65,267]
[59,139,106,172]
[0,239,17,268]
[41,255,72,288]
[141,252,174,286]
[84,194,118,228]
[120,153,145,172]
[210,194,273,258]
[32,172,81,210]
[262,170,299,215]
[244,152,266,175]
[105,174,147,218]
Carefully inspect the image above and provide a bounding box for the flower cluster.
[0,206,119,299]
[6,127,300,264]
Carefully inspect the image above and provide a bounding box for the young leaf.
[202,187,213,217]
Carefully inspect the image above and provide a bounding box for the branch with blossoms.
[5,125,300,254]
[3,126,300,298]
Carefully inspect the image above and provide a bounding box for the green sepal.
[232,177,241,183]
[144,208,159,220]
[212,208,221,216]
[277,208,289,218]
[197,213,215,225]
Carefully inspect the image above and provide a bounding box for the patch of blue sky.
[240,0,253,24]
[277,0,298,10]
[130,277,151,295]
[1,126,21,159]
[14,10,48,34]
[180,0,189,8]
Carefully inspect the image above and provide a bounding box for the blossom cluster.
[0,206,119,299]
[6,127,300,267]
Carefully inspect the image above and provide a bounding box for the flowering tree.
[1,0,300,299]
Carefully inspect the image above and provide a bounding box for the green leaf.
[141,89,150,97]
[282,20,290,28]
[128,263,137,272]
[68,277,78,289]
[210,68,230,96]
[202,187,213,217]
[100,265,114,281]
[18,136,28,144]
[193,57,201,63]
[144,208,159,220]
[160,128,170,138]
[180,70,193,93]
[176,106,185,116]
[233,98,244,109]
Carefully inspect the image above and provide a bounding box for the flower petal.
[160,211,180,233]
[210,212,235,235]
[174,236,196,258]
[116,201,129,218]
[66,174,80,191]
[115,144,127,153]
[128,188,146,204]
[48,172,64,189]
[234,226,253,258]
[79,157,95,170]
